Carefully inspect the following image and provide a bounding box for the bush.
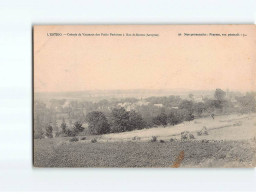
[45,125,53,138]
[170,138,176,142]
[151,136,157,142]
[189,134,195,139]
[233,121,242,126]
[181,131,195,140]
[73,121,85,134]
[91,138,97,143]
[197,131,202,136]
[65,129,77,137]
[80,137,87,140]
[181,131,189,140]
[132,136,141,141]
[61,121,68,133]
[69,137,79,142]
[60,121,79,137]
[197,126,208,136]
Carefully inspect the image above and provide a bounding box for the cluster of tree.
[85,103,197,135]
[59,121,85,137]
[152,107,194,127]
[236,92,256,113]
[34,89,256,138]
[86,108,145,135]
[35,121,85,139]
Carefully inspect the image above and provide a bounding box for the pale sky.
[34,25,256,92]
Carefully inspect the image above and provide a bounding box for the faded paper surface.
[34,25,256,93]
[33,25,256,168]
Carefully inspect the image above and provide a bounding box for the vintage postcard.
[33,25,256,167]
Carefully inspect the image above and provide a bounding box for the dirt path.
[101,114,256,142]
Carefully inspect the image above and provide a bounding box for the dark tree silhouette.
[153,112,168,127]
[86,111,110,135]
[45,125,53,138]
[214,88,226,101]
[128,110,145,130]
[73,121,85,134]
[110,107,130,132]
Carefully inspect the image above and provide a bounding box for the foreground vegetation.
[34,138,255,168]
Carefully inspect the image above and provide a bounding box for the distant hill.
[34,89,215,102]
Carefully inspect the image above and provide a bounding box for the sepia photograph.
[33,25,256,168]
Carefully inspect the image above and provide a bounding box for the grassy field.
[34,114,256,168]
[34,138,256,168]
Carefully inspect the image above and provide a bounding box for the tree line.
[34,89,256,138]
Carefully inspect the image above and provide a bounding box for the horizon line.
[34,88,252,94]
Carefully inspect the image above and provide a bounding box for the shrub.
[60,121,68,133]
[151,136,157,142]
[170,138,176,142]
[60,121,79,137]
[69,137,79,142]
[181,131,195,140]
[181,131,189,140]
[197,126,208,136]
[189,134,195,139]
[80,137,87,140]
[132,136,140,141]
[73,121,85,134]
[61,121,74,137]
[91,138,97,143]
[45,125,53,138]
[65,129,77,137]
[233,121,242,126]
[181,134,188,140]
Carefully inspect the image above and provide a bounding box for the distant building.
[194,96,203,103]
[117,102,135,111]
[154,104,163,107]
[136,100,149,106]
